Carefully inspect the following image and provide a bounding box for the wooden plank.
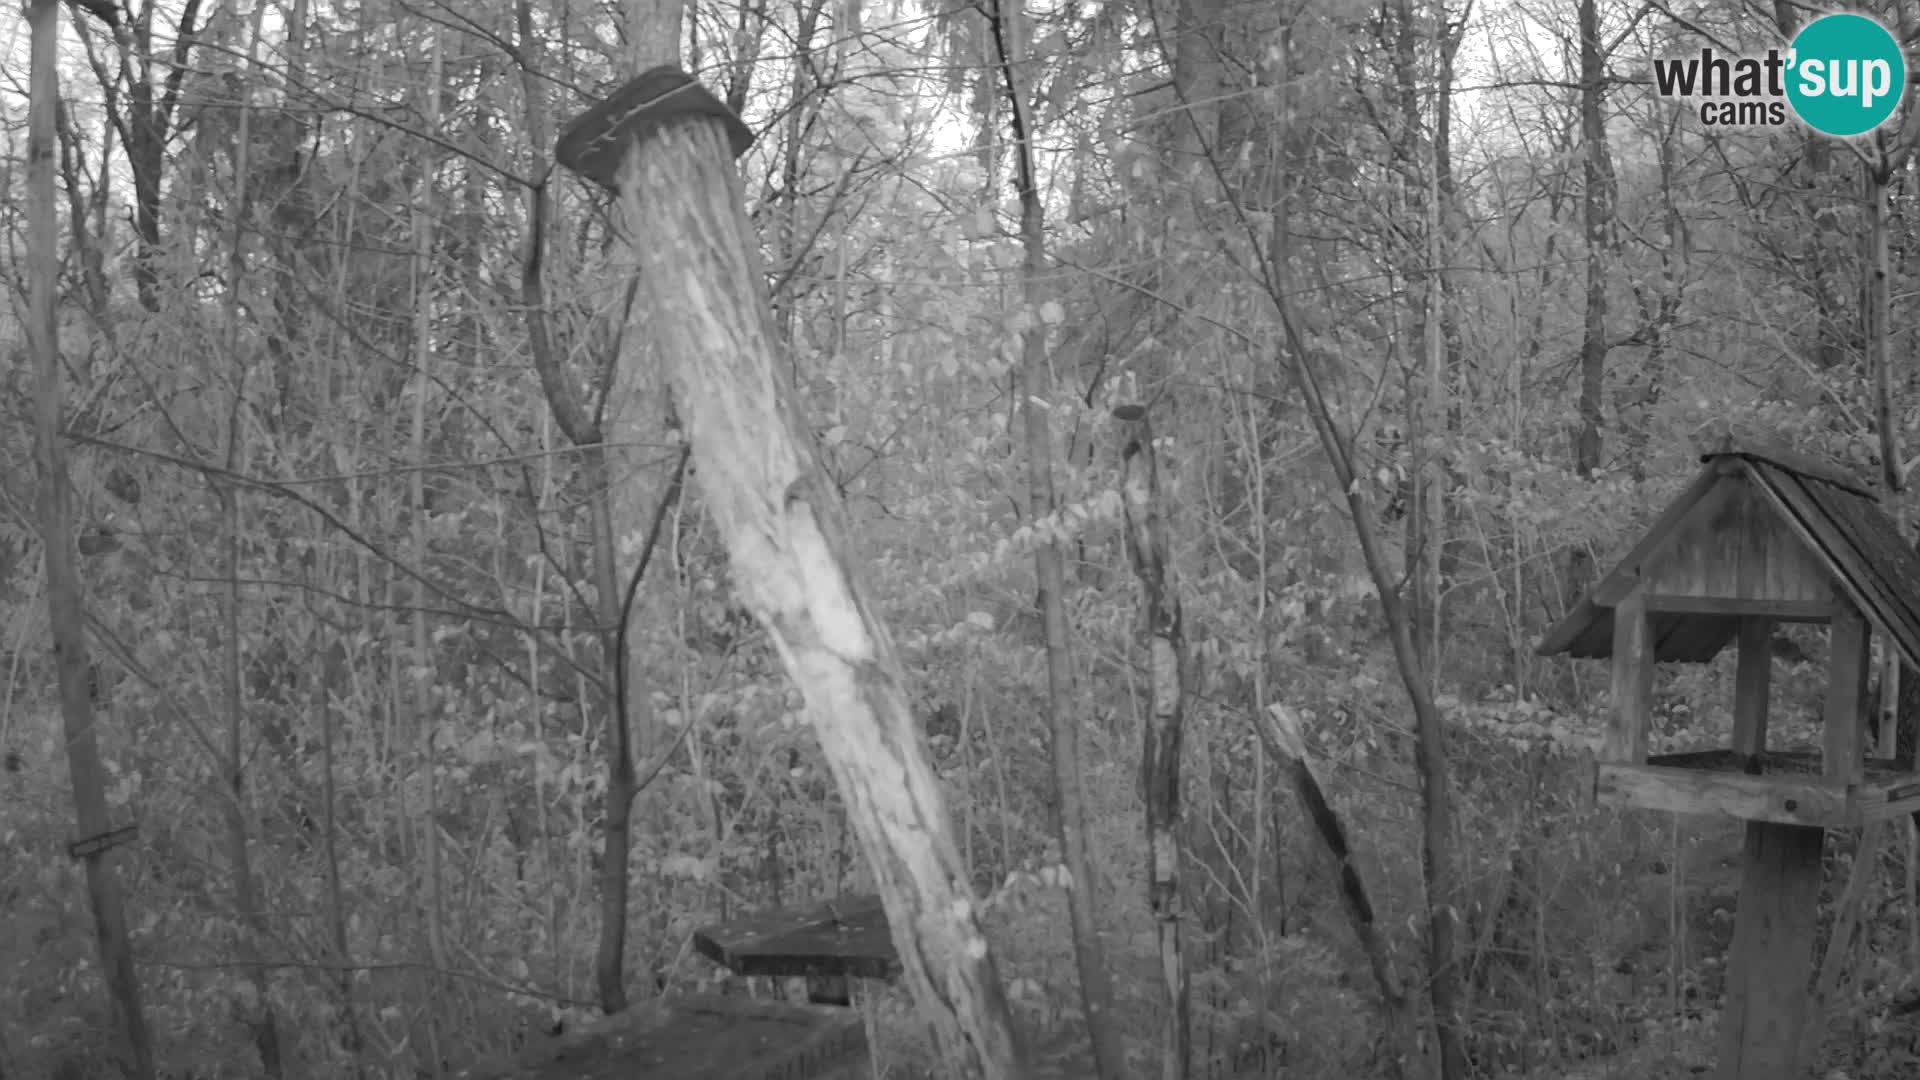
[1590,470,1730,611]
[1596,764,1852,827]
[1642,595,1833,620]
[1741,483,1831,602]
[1538,465,1724,657]
[1630,476,1738,599]
[1642,480,1832,605]
[1862,784,1920,822]
[1824,608,1869,784]
[1715,822,1826,1080]
[1608,589,1654,763]
[693,893,899,981]
[1733,618,1774,759]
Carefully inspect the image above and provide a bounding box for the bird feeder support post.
[1714,820,1825,1080]
[1716,604,1869,1080]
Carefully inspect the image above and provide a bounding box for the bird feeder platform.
[694,893,900,1005]
[1605,748,1920,828]
[455,994,867,1080]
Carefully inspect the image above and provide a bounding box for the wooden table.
[694,893,899,1005]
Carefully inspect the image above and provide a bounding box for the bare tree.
[26,1,155,1075]
[516,0,681,1014]
[69,0,202,313]
[989,1,1128,1074]
[213,7,283,1072]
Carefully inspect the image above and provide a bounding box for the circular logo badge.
[1787,13,1907,137]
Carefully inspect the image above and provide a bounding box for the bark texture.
[604,117,1027,1078]
[1118,406,1191,1080]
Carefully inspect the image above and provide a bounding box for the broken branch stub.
[555,73,1028,1079]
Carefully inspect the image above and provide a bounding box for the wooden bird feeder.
[1538,436,1920,1080]
[694,893,900,1006]
[455,995,867,1080]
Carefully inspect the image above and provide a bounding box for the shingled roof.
[1536,438,1920,670]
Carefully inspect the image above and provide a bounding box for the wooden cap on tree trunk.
[556,67,754,191]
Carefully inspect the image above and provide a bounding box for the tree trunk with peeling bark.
[1864,148,1909,760]
[1117,404,1190,1080]
[560,76,1027,1078]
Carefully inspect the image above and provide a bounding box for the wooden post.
[555,70,1026,1078]
[1731,618,1772,763]
[1608,588,1654,762]
[1715,822,1826,1080]
[1824,607,1869,784]
[1717,606,1869,1079]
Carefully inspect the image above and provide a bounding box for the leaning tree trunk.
[557,72,1027,1078]
[1254,703,1421,1079]
[26,2,156,1076]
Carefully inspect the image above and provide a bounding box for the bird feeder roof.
[1537,437,1920,669]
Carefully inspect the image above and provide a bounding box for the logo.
[1651,13,1907,137]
